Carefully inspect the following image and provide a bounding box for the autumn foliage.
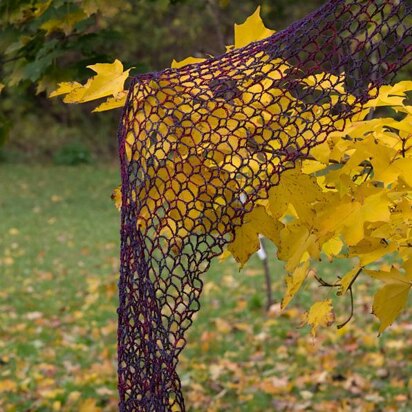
[51,7,412,336]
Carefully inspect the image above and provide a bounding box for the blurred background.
[1,1,412,411]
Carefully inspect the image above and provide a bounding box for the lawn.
[1,164,411,411]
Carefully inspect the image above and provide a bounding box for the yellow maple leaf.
[349,237,397,266]
[50,60,130,106]
[364,267,411,284]
[380,158,412,187]
[278,222,317,272]
[281,260,310,309]
[317,187,391,247]
[267,170,325,224]
[74,60,130,102]
[226,214,262,267]
[234,6,275,49]
[228,206,282,267]
[309,141,331,164]
[373,283,411,334]
[305,300,335,337]
[49,81,83,98]
[363,266,412,333]
[366,81,412,108]
[322,236,344,258]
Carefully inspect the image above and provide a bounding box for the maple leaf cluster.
[50,7,412,336]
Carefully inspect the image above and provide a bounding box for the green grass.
[0,164,411,412]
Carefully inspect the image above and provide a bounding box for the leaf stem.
[337,287,354,329]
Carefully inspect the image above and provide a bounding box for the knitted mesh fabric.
[117,1,412,410]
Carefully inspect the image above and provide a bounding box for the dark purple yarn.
[117,1,412,410]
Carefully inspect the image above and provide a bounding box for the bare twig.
[315,267,363,329]
[337,287,354,329]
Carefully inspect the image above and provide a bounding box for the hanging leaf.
[304,300,335,337]
[373,283,411,334]
[50,60,131,107]
[281,260,310,309]
[228,206,282,268]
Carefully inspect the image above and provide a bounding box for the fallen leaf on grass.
[0,380,17,393]
[79,398,101,412]
[260,376,292,395]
